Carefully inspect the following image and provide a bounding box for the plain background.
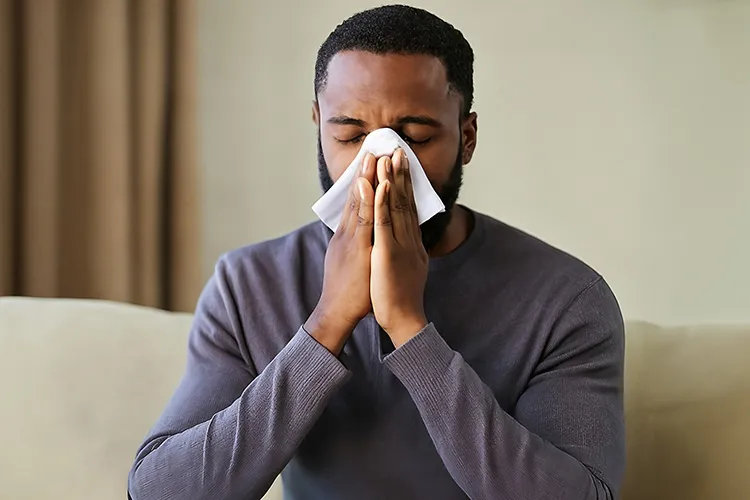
[197,0,749,326]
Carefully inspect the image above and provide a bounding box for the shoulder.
[479,212,600,281]
[189,223,327,373]
[198,221,328,342]
[473,211,617,317]
[203,221,328,315]
[216,221,327,279]
[475,212,623,346]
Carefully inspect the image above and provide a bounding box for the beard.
[317,133,463,252]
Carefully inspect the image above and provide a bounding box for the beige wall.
[198,0,750,326]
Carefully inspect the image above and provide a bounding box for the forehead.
[318,51,459,118]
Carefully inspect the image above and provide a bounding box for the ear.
[461,112,478,165]
[312,100,320,126]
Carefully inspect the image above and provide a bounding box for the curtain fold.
[0,0,200,312]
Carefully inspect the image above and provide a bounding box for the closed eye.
[403,136,431,146]
[335,135,365,145]
[335,134,431,146]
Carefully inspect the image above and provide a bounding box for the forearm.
[128,328,351,500]
[384,324,620,500]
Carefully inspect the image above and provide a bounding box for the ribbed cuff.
[382,323,455,387]
[282,327,352,407]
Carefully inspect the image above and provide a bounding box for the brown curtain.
[0,0,200,312]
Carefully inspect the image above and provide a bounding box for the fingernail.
[358,180,366,200]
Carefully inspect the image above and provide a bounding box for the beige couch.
[1,297,748,499]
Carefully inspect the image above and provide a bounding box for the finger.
[370,155,383,201]
[355,177,375,243]
[374,179,393,246]
[390,149,412,245]
[341,153,375,234]
[401,151,423,247]
[338,181,360,236]
[363,152,377,191]
[377,152,392,185]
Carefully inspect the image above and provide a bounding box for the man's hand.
[371,150,429,347]
[306,153,377,355]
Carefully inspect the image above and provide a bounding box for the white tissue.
[312,128,445,232]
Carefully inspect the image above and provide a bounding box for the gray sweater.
[128,211,625,500]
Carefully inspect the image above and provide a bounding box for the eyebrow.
[327,116,366,126]
[327,115,443,128]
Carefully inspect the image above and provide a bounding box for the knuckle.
[393,194,411,212]
[357,215,374,226]
[376,215,393,226]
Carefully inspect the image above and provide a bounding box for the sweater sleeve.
[128,259,351,500]
[383,278,625,500]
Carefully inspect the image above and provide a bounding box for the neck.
[428,206,473,258]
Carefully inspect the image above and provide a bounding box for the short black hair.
[314,5,474,117]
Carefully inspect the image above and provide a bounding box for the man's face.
[314,51,477,250]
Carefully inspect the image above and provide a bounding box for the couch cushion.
[0,298,193,499]
[2,297,748,499]
[0,297,284,500]
[622,322,750,500]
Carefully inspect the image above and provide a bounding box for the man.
[128,5,625,500]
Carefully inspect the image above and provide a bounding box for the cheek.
[322,138,360,183]
[418,141,459,188]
